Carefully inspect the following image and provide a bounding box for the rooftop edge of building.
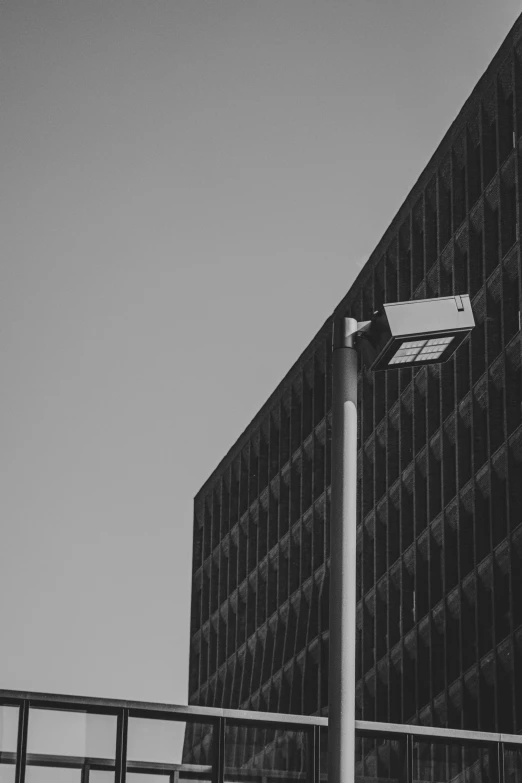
[193,10,522,506]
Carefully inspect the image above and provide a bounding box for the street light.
[328,295,475,783]
[361,294,475,371]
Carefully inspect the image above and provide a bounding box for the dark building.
[187,15,522,733]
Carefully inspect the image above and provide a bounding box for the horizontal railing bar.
[26,754,113,770]
[125,773,208,780]
[221,708,328,727]
[1,689,521,745]
[356,720,522,745]
[225,772,307,780]
[0,690,328,727]
[1,753,213,774]
[128,761,212,774]
[0,690,224,719]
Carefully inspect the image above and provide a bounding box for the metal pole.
[328,317,358,783]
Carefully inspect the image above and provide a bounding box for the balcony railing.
[0,690,521,783]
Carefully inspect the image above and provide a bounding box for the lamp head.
[359,295,475,371]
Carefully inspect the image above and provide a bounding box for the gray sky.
[1,0,520,706]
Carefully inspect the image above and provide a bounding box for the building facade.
[187,16,522,733]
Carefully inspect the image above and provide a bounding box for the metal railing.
[0,690,521,783]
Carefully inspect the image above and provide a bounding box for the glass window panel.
[128,719,213,773]
[0,706,19,783]
[504,746,522,783]
[0,766,16,783]
[320,730,407,783]
[128,717,184,764]
[26,709,116,783]
[224,724,309,783]
[356,736,407,783]
[413,740,491,782]
[25,770,113,783]
[127,776,167,783]
[25,768,81,783]
[0,707,18,752]
[90,773,115,783]
[28,709,116,759]
[128,775,212,783]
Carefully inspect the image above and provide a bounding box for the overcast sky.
[1,0,521,706]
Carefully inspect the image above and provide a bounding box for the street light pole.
[327,296,474,783]
[328,317,359,783]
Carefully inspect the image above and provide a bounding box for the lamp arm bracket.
[356,320,372,335]
[333,318,373,350]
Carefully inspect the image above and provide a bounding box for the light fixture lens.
[416,335,454,361]
[388,335,455,365]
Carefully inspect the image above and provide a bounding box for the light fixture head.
[359,295,475,371]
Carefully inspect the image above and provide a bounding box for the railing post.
[115,708,129,783]
[81,762,90,783]
[14,700,29,783]
[492,741,505,783]
[310,725,320,783]
[213,717,225,783]
[405,734,413,783]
